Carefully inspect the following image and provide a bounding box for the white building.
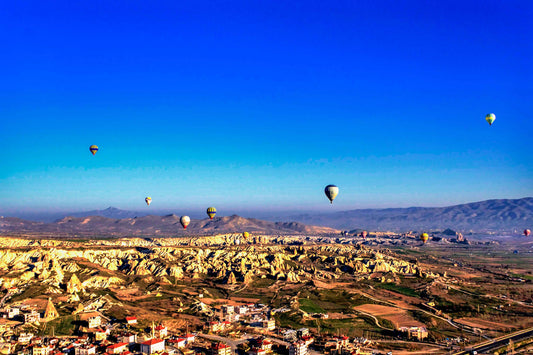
[75,345,96,355]
[87,316,101,328]
[140,338,165,354]
[289,341,307,355]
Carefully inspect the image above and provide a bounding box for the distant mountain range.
[1,198,531,236]
[284,197,533,232]
[0,214,338,237]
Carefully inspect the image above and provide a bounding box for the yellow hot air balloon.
[89,145,99,155]
[324,185,339,204]
[485,113,496,126]
[145,197,152,206]
[207,207,217,219]
[180,216,190,229]
[420,233,429,244]
[242,232,250,239]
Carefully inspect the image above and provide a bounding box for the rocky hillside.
[287,197,533,232]
[0,236,432,294]
[0,214,338,237]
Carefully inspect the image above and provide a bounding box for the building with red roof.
[106,342,128,354]
[140,338,165,355]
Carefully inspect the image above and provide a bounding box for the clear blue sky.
[1,0,532,216]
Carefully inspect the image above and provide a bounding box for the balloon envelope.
[525,229,531,237]
[89,145,99,155]
[420,233,429,243]
[180,216,190,229]
[360,231,368,238]
[485,113,496,125]
[324,185,339,204]
[207,207,217,219]
[242,232,250,239]
[145,197,152,206]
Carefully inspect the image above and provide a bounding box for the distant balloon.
[207,207,217,219]
[420,233,429,244]
[242,232,250,239]
[360,231,368,239]
[525,229,531,237]
[485,113,496,126]
[89,145,99,155]
[145,197,152,206]
[324,185,339,204]
[180,216,190,229]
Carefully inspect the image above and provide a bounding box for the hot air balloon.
[207,207,217,219]
[420,233,429,244]
[89,145,99,155]
[360,231,368,239]
[180,216,190,229]
[485,113,496,126]
[525,229,531,237]
[324,185,339,204]
[242,232,250,239]
[145,197,152,206]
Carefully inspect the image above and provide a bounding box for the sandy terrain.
[355,304,425,328]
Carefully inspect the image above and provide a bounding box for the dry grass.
[355,304,425,328]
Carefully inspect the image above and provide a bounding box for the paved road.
[453,327,533,355]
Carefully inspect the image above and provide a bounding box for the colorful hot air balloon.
[324,185,339,204]
[524,229,531,237]
[207,207,217,219]
[360,231,368,239]
[485,113,496,126]
[420,233,429,244]
[180,216,190,229]
[89,145,99,155]
[242,232,250,239]
[145,197,152,206]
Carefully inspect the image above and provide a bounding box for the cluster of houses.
[0,295,432,355]
[207,304,275,335]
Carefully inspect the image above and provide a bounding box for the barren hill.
[0,214,338,238]
[286,197,533,232]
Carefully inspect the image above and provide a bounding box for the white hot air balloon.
[180,216,190,229]
[324,184,339,204]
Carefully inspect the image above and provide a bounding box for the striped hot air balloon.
[206,207,217,219]
[89,145,99,155]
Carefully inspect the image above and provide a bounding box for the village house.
[31,345,52,355]
[211,342,231,355]
[155,324,167,338]
[118,333,137,344]
[125,316,137,325]
[74,345,96,355]
[87,315,101,329]
[399,326,428,341]
[140,338,165,355]
[18,333,34,344]
[106,342,129,354]
[261,319,275,331]
[168,338,186,348]
[289,341,308,355]
[24,310,41,324]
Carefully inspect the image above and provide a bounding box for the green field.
[299,298,325,313]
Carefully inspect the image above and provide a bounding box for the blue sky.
[1,0,532,216]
